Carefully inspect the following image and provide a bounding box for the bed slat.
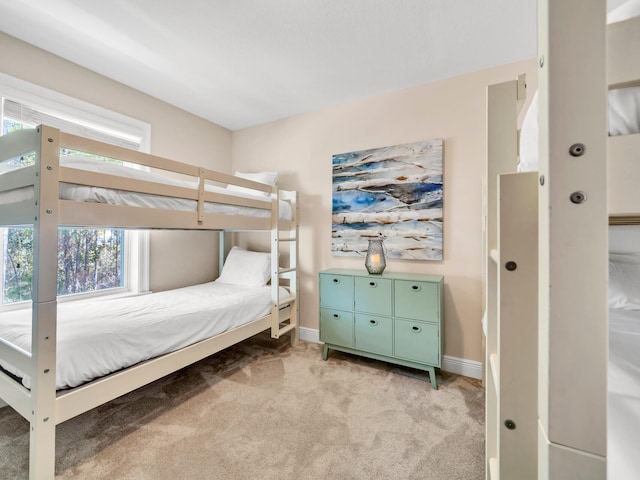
[0,370,31,420]
[609,133,640,216]
[0,201,38,226]
[0,164,37,193]
[59,132,200,177]
[56,200,275,230]
[0,336,32,377]
[607,16,640,88]
[60,167,199,200]
[0,128,38,163]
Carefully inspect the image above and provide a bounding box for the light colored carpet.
[0,333,485,479]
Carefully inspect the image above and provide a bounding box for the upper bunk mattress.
[0,282,288,390]
[0,156,292,220]
[518,87,640,172]
[518,4,640,172]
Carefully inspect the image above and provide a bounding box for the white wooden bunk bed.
[0,124,299,480]
[484,1,640,478]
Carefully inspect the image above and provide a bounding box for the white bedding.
[518,87,640,172]
[0,156,292,220]
[518,1,640,173]
[0,282,288,390]
[609,308,640,479]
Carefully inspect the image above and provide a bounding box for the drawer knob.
[369,319,378,326]
[333,313,339,318]
[369,281,377,287]
[411,285,421,291]
[412,325,422,333]
[332,278,340,283]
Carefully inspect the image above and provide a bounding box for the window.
[0,73,150,305]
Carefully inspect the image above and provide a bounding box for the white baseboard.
[442,355,482,380]
[298,327,482,380]
[299,326,321,343]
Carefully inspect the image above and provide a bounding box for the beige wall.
[232,58,538,362]
[1,29,538,362]
[0,33,232,291]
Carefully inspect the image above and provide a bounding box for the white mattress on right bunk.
[609,308,640,479]
[608,232,640,479]
[0,156,292,220]
[0,281,289,390]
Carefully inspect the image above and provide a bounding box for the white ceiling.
[0,1,623,131]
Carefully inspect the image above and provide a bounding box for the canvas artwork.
[332,138,443,261]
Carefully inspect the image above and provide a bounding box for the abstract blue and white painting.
[332,139,443,260]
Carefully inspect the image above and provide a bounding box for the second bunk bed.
[484,3,640,479]
[0,124,299,480]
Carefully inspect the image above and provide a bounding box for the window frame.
[0,73,151,308]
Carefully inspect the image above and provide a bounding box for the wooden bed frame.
[0,125,299,480]
[484,4,640,479]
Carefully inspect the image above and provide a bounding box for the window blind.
[2,98,142,151]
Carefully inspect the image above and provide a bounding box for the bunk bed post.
[538,0,608,478]
[219,231,226,277]
[29,125,61,480]
[288,191,299,347]
[270,187,281,340]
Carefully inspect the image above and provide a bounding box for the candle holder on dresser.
[365,238,386,274]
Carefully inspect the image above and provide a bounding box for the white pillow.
[609,255,640,310]
[610,253,640,264]
[609,86,640,136]
[607,0,640,24]
[227,171,277,197]
[518,91,539,172]
[216,246,272,287]
[518,86,640,172]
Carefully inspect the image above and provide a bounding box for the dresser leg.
[428,367,438,389]
[322,344,329,361]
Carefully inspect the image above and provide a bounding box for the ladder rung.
[277,237,297,242]
[277,323,296,336]
[277,295,296,305]
[278,267,295,274]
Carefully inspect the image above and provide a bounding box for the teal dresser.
[319,268,444,389]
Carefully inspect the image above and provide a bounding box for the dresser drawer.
[394,319,440,366]
[319,273,353,311]
[394,280,439,322]
[354,276,392,316]
[355,313,393,356]
[320,308,354,348]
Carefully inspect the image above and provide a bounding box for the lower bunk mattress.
[609,308,640,478]
[0,282,288,390]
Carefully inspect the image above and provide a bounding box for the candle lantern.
[365,238,386,275]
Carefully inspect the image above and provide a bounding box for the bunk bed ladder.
[270,189,299,345]
[485,75,538,480]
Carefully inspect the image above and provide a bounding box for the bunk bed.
[0,124,299,480]
[483,2,640,479]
